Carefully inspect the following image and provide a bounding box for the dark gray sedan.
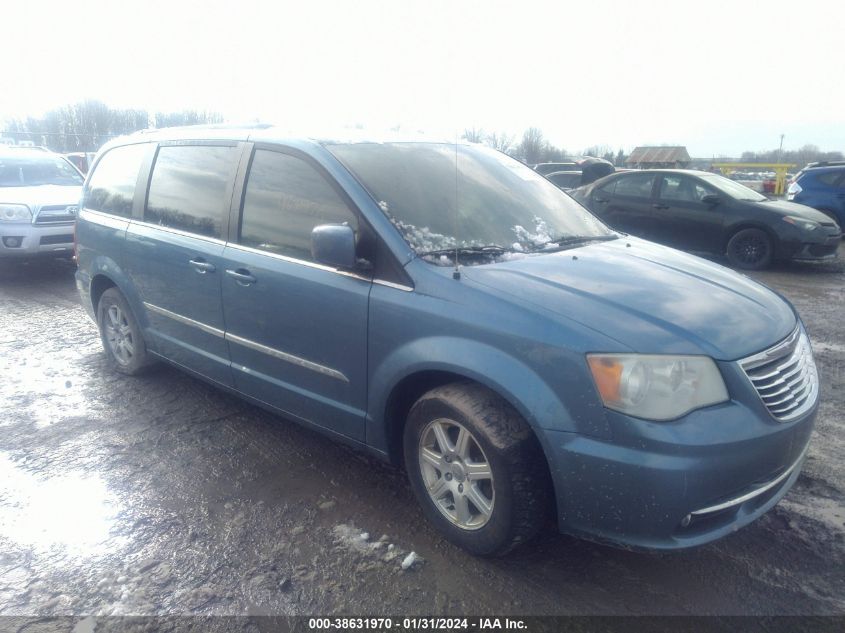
[571,169,841,269]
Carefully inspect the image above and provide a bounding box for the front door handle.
[226,268,257,286]
[653,203,669,210]
[189,258,216,274]
[593,197,608,204]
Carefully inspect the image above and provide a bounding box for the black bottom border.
[0,616,843,633]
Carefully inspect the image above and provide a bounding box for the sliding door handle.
[225,268,257,286]
[189,258,216,273]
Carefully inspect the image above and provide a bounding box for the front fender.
[366,335,605,455]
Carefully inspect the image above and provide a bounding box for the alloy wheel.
[418,418,495,530]
[733,233,769,265]
[104,304,135,366]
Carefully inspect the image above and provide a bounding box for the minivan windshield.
[699,173,767,202]
[327,142,615,263]
[0,154,84,187]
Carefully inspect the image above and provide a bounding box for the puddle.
[0,453,122,557]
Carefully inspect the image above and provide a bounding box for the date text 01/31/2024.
[307,617,527,630]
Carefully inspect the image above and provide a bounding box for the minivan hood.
[0,184,82,208]
[463,238,796,360]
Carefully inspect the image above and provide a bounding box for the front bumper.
[785,230,842,261]
[543,383,816,550]
[0,222,74,258]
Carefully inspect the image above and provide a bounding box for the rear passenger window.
[614,174,656,198]
[85,143,148,217]
[239,150,358,261]
[595,179,617,196]
[817,172,842,186]
[145,145,239,239]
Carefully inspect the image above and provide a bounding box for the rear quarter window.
[85,144,149,217]
[815,171,843,187]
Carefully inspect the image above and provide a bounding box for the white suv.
[0,147,84,259]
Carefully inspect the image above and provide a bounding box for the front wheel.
[403,383,551,556]
[726,228,773,270]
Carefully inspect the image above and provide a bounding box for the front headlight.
[0,204,32,222]
[783,215,819,232]
[587,354,729,421]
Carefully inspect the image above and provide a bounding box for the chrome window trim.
[224,241,374,284]
[79,208,132,228]
[90,215,414,289]
[225,242,413,290]
[129,219,227,246]
[373,279,414,292]
[142,302,348,383]
[143,302,225,338]
[690,444,808,516]
[226,241,340,272]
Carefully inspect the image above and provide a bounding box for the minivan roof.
[117,123,456,147]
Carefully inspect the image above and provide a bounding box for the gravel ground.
[0,247,843,618]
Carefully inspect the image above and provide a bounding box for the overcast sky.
[4,0,842,156]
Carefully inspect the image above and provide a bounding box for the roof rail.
[137,122,274,134]
[806,160,845,168]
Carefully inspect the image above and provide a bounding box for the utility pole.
[779,134,785,162]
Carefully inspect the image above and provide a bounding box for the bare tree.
[740,144,843,167]
[518,127,546,164]
[154,110,224,129]
[462,127,485,143]
[2,101,223,152]
[485,131,515,155]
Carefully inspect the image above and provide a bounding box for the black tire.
[403,382,551,556]
[97,287,154,375]
[726,228,773,270]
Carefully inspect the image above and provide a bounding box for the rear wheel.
[97,288,154,375]
[403,383,551,556]
[726,228,773,270]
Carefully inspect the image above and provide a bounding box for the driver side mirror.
[701,193,721,205]
[311,224,356,269]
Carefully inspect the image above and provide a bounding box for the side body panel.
[122,222,232,385]
[220,244,372,441]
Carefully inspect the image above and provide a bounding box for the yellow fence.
[711,163,796,196]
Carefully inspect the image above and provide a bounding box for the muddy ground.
[0,247,843,618]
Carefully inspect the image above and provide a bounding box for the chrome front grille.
[739,327,818,421]
[34,205,78,224]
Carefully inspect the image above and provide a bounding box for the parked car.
[538,158,615,191]
[76,128,818,555]
[0,147,84,259]
[544,170,582,190]
[63,152,98,175]
[533,161,578,175]
[570,169,841,269]
[787,161,845,229]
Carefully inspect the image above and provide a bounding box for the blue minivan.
[75,126,819,555]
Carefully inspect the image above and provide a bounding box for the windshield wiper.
[527,234,618,252]
[418,245,513,258]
